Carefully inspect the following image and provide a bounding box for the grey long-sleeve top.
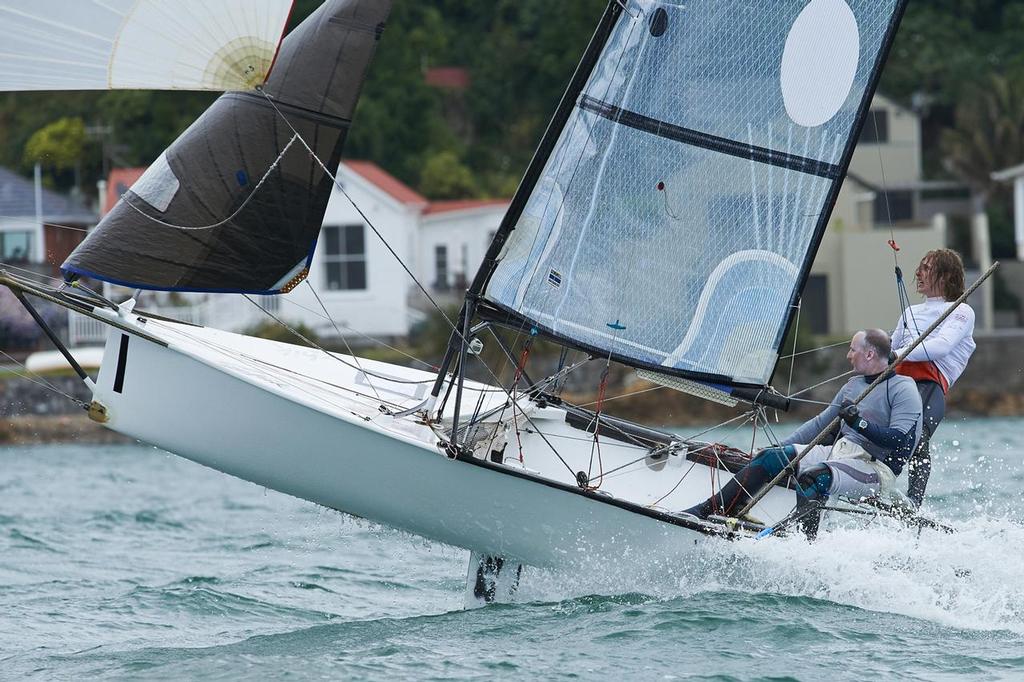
[780,373,923,475]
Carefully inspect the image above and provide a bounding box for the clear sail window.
[322,224,366,291]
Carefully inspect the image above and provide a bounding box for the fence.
[68,304,209,346]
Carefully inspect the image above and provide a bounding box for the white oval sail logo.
[780,0,860,128]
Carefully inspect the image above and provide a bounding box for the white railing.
[67,311,108,347]
[67,303,210,346]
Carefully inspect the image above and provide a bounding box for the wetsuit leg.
[795,464,832,540]
[907,381,945,507]
[683,446,795,519]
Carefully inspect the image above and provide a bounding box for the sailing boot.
[795,464,832,541]
[682,445,795,519]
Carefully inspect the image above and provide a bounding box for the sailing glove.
[839,400,867,431]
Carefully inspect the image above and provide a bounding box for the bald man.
[683,329,923,538]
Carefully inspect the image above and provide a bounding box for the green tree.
[344,3,449,187]
[942,72,1024,203]
[419,150,478,199]
[23,117,86,171]
[941,71,1024,257]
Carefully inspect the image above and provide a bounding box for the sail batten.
[578,96,843,180]
[475,0,907,389]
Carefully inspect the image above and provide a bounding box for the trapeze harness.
[891,297,976,506]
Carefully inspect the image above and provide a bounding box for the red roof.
[424,67,470,90]
[424,199,509,216]
[344,161,428,207]
[104,167,146,216]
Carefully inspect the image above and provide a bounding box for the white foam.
[520,515,1024,634]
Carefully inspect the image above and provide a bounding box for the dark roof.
[0,166,96,223]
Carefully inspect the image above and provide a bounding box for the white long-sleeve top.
[891,297,976,387]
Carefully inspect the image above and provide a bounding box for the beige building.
[806,93,954,336]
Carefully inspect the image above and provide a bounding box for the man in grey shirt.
[683,329,922,538]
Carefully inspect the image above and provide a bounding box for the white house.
[87,162,509,344]
[806,93,971,336]
[420,199,508,297]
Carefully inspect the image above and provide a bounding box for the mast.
[427,0,624,408]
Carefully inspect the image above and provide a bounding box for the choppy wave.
[1,419,1023,679]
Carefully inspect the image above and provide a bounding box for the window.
[0,231,32,262]
[434,245,449,290]
[873,190,914,223]
[859,109,889,144]
[453,243,469,289]
[322,224,366,290]
[802,275,829,335]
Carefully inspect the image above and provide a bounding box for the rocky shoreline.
[2,332,1021,444]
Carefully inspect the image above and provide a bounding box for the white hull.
[87,309,794,568]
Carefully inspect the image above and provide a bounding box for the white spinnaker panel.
[0,0,293,91]
[484,0,903,386]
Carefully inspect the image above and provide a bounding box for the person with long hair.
[891,248,976,507]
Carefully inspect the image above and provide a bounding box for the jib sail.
[62,0,391,293]
[476,0,906,388]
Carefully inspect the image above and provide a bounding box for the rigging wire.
[647,412,758,508]
[787,369,855,399]
[0,217,89,233]
[895,266,937,365]
[868,103,937,366]
[0,348,88,409]
[786,298,801,397]
[255,89,458,337]
[612,0,643,20]
[250,88,597,480]
[778,338,850,360]
[145,318,418,414]
[255,88,548,439]
[241,294,435,386]
[870,109,902,279]
[574,382,664,408]
[304,281,381,400]
[509,334,534,463]
[276,294,438,370]
[0,261,67,287]
[585,359,612,489]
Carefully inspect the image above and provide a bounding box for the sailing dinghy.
[3,0,916,599]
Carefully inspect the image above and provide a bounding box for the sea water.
[1,418,1022,680]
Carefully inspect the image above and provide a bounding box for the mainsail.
[0,1,294,92]
[61,0,391,293]
[474,0,906,388]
